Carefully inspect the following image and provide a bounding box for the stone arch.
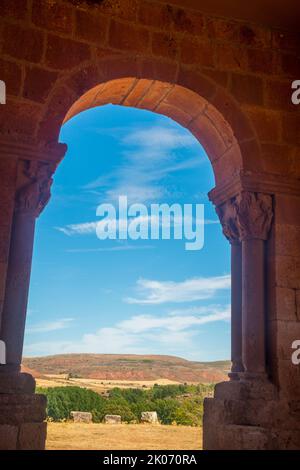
[0,57,282,452]
[35,58,261,186]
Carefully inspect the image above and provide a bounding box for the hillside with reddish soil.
[22,354,230,383]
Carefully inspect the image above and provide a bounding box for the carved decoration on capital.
[215,199,240,245]
[15,160,55,217]
[234,191,273,241]
[216,191,273,243]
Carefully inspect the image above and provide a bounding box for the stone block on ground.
[104,414,121,424]
[141,411,158,424]
[70,411,92,423]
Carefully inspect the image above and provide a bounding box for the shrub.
[37,386,105,421]
[37,383,212,426]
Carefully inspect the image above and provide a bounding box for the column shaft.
[0,211,36,372]
[242,238,266,376]
[229,242,244,379]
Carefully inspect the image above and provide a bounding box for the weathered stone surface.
[218,425,271,450]
[141,412,159,424]
[276,255,300,289]
[18,422,47,450]
[274,287,297,321]
[0,372,35,394]
[0,393,47,425]
[270,320,300,360]
[214,378,278,401]
[70,411,92,423]
[0,425,18,450]
[104,414,121,424]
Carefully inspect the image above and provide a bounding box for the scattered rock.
[104,414,122,424]
[70,411,92,423]
[141,411,158,424]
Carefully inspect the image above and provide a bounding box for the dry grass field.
[36,375,182,394]
[46,422,202,450]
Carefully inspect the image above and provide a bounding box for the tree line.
[37,383,214,426]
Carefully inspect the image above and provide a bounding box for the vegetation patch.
[37,383,214,426]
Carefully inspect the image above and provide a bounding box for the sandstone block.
[0,372,35,394]
[18,422,47,450]
[0,425,18,450]
[104,414,121,424]
[141,411,158,424]
[70,411,92,423]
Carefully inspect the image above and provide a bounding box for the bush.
[37,383,212,426]
[37,386,105,421]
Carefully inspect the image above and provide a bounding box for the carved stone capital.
[215,198,240,244]
[234,191,273,241]
[216,191,273,243]
[15,160,55,217]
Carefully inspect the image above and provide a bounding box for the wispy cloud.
[55,222,97,236]
[55,214,219,238]
[121,126,196,150]
[26,318,74,334]
[125,275,231,304]
[55,123,208,238]
[24,305,230,358]
[83,125,202,204]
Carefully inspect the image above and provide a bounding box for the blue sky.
[24,105,231,362]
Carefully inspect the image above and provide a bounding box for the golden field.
[36,375,181,394]
[46,422,202,450]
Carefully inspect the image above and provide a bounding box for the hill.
[22,354,230,383]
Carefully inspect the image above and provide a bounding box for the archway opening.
[23,94,232,449]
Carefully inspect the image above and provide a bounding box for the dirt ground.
[46,422,202,450]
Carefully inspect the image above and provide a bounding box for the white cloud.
[117,309,230,333]
[83,124,203,205]
[121,126,196,150]
[55,212,219,238]
[55,222,97,236]
[26,318,74,334]
[55,123,210,238]
[24,306,230,358]
[125,275,231,304]
[167,304,228,316]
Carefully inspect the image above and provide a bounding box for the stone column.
[230,240,243,379]
[234,191,273,380]
[0,160,55,381]
[216,199,244,380]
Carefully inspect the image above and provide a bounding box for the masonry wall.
[271,194,300,400]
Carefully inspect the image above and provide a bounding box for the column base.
[238,371,269,382]
[228,372,240,381]
[203,380,300,449]
[203,420,300,450]
[228,360,244,381]
[0,393,47,450]
[0,372,47,449]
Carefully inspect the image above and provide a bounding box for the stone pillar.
[234,192,273,379]
[216,199,244,379]
[204,189,284,450]
[0,159,55,450]
[0,160,55,377]
[230,241,243,378]
[1,212,36,373]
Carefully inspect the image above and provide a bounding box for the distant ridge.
[22,354,230,383]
